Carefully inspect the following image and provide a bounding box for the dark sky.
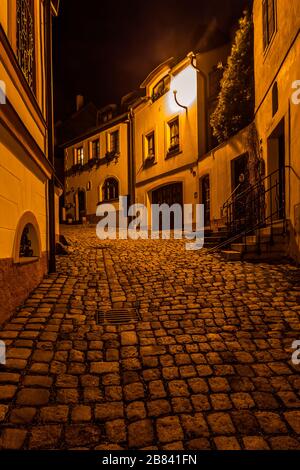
[53,0,251,122]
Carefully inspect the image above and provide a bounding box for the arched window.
[19,223,39,258]
[102,178,119,201]
[272,82,278,116]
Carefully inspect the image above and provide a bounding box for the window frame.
[109,130,120,155]
[167,117,180,155]
[74,146,84,166]
[91,139,100,159]
[101,177,119,202]
[16,0,36,93]
[152,75,170,102]
[145,131,155,159]
[263,0,277,52]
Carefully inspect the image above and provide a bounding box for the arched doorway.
[151,182,183,230]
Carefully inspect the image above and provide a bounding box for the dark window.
[92,139,100,159]
[168,118,180,152]
[263,0,276,50]
[146,132,155,158]
[110,131,120,154]
[102,178,119,201]
[17,0,35,91]
[272,82,279,116]
[152,76,170,102]
[209,66,223,99]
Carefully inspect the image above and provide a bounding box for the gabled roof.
[140,57,174,89]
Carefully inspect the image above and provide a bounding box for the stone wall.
[0,253,47,325]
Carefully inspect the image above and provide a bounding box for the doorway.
[200,175,211,227]
[151,182,183,230]
[78,189,86,219]
[231,153,250,229]
[267,119,286,220]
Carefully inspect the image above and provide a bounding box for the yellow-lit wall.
[253,0,300,260]
[135,62,199,220]
[197,127,250,227]
[64,121,129,221]
[0,1,56,322]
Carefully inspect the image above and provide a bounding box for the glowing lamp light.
[168,65,197,114]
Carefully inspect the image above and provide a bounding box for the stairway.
[221,220,289,262]
[204,226,229,248]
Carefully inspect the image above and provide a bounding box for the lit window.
[110,131,120,154]
[146,132,155,158]
[168,118,180,153]
[74,147,84,166]
[152,76,170,102]
[263,0,276,50]
[102,178,119,201]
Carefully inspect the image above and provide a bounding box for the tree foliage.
[210,10,254,144]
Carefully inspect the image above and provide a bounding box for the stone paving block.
[156,416,184,443]
[128,419,154,448]
[9,407,36,424]
[0,428,27,449]
[16,389,49,406]
[29,425,62,450]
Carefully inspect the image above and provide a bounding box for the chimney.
[76,95,84,111]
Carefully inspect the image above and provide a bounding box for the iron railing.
[208,168,289,254]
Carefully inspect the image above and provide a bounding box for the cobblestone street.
[1,225,300,450]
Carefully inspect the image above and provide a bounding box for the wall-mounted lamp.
[173,90,188,112]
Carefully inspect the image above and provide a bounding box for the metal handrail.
[209,166,296,254]
[222,184,241,210]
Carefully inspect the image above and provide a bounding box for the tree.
[210,10,254,144]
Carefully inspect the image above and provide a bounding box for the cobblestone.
[0,225,300,449]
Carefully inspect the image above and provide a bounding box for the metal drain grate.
[96,308,140,325]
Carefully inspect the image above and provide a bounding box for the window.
[263,0,276,50]
[74,147,84,166]
[102,178,119,201]
[168,118,180,153]
[109,131,120,154]
[17,0,35,91]
[91,139,100,159]
[209,66,223,99]
[152,76,170,102]
[146,132,155,158]
[272,82,279,116]
[19,224,39,259]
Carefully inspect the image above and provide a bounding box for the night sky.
[53,0,251,122]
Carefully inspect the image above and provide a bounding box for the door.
[152,183,183,230]
[231,153,250,231]
[267,119,286,221]
[78,190,86,218]
[201,175,211,227]
[278,132,286,219]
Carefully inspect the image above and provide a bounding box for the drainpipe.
[128,107,136,206]
[45,0,56,273]
[187,52,209,156]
